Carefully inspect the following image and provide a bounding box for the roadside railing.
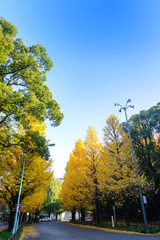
[8,223,23,240]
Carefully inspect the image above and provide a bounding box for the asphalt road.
[21,221,160,240]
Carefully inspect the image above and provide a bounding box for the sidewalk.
[0,222,8,233]
[20,225,38,240]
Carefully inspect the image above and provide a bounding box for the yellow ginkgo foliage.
[60,139,89,213]
[60,127,102,221]
[0,116,52,231]
[22,190,47,213]
[98,115,153,222]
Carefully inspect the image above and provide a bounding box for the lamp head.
[115,103,120,107]
[48,143,55,147]
[127,99,131,103]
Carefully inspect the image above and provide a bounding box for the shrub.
[0,225,24,240]
[0,231,12,240]
[70,221,160,234]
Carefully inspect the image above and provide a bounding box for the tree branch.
[0,114,10,126]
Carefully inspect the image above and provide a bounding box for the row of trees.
[43,177,62,219]
[0,17,63,231]
[60,103,160,224]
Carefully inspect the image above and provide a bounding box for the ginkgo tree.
[98,115,153,224]
[0,117,53,231]
[60,139,90,220]
[22,190,47,218]
[60,127,102,222]
[83,126,102,222]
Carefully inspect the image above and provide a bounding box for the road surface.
[20,221,160,240]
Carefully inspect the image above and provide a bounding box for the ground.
[0,222,8,233]
[20,221,160,240]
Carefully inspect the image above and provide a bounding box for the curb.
[68,223,160,236]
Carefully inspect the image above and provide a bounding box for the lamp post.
[12,143,55,235]
[115,99,148,228]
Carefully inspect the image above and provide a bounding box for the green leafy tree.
[44,178,62,218]
[127,111,158,183]
[0,17,63,149]
[0,17,63,231]
[125,103,160,219]
[0,17,17,64]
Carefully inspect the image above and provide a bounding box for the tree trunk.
[28,213,31,223]
[93,210,95,221]
[95,198,100,223]
[124,208,130,226]
[35,212,39,222]
[22,213,26,223]
[8,210,15,232]
[151,198,160,220]
[94,176,101,223]
[72,208,76,221]
[80,208,85,222]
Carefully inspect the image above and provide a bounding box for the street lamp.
[12,143,55,235]
[115,99,148,228]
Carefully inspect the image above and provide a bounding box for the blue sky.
[1,0,160,177]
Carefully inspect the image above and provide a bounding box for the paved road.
[21,221,160,240]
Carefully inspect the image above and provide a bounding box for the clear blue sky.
[1,0,160,177]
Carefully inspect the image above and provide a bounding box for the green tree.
[127,107,160,185]
[0,17,63,148]
[0,17,17,64]
[125,103,160,219]
[44,178,62,219]
[0,17,63,231]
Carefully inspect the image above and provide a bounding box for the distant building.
[57,211,80,221]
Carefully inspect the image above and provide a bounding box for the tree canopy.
[0,17,64,230]
[99,115,152,223]
[0,17,63,150]
[60,117,154,224]
[0,117,53,230]
[43,177,62,218]
[60,127,103,221]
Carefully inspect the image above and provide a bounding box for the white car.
[85,213,93,222]
[39,217,52,222]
